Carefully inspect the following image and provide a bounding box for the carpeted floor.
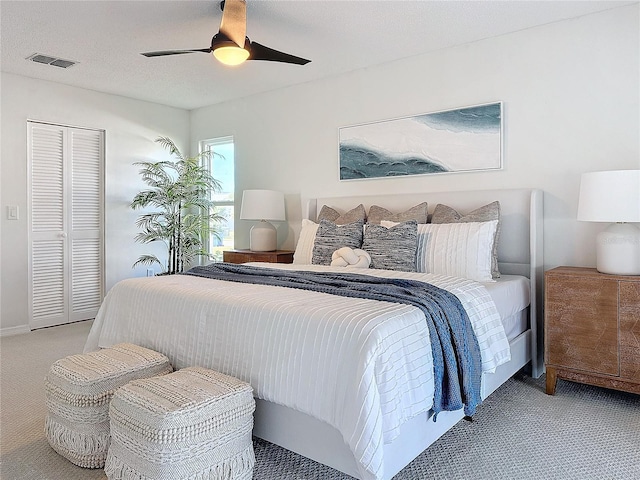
[1,320,639,480]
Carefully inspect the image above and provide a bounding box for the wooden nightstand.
[223,249,294,264]
[544,266,640,395]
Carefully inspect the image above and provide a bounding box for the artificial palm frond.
[154,136,183,160]
[132,254,163,269]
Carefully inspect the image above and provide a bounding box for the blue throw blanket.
[184,263,483,418]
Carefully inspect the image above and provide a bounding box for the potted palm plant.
[131,136,225,274]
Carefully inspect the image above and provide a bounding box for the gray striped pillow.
[362,221,418,272]
[311,219,364,265]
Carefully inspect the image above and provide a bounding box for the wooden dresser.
[544,266,640,395]
[223,249,294,264]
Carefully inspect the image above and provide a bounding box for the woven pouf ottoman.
[105,367,256,480]
[44,343,173,468]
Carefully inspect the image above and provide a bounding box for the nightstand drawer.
[545,274,618,376]
[223,249,294,264]
[620,281,640,380]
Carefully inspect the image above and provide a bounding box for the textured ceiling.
[1,1,633,110]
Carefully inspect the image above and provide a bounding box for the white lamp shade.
[577,170,640,222]
[240,190,286,221]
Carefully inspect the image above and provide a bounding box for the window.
[200,137,235,261]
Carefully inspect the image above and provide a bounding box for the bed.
[84,188,543,480]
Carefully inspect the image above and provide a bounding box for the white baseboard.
[0,325,31,337]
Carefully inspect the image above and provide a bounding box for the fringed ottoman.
[105,367,256,480]
[44,343,173,468]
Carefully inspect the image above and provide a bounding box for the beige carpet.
[1,320,639,480]
[1,321,106,479]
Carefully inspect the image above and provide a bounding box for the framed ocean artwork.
[338,102,503,180]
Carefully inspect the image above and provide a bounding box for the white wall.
[0,73,190,334]
[190,5,639,269]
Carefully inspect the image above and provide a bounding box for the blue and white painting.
[339,102,502,180]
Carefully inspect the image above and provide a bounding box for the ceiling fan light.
[213,46,250,66]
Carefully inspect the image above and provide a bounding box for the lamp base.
[250,221,277,252]
[596,223,640,275]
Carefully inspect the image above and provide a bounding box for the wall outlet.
[146,268,154,277]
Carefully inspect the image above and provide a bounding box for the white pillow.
[382,220,498,282]
[293,219,319,264]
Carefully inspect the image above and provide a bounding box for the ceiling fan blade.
[142,49,211,57]
[248,42,311,65]
[219,0,246,48]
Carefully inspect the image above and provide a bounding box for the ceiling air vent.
[26,53,77,69]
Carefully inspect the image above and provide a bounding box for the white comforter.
[84,263,509,480]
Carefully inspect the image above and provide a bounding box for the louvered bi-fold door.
[28,122,104,329]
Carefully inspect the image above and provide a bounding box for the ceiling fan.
[141,0,310,66]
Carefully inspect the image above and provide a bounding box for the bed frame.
[253,188,543,479]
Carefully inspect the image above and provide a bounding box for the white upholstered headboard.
[306,188,544,377]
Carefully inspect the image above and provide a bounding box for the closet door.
[28,122,104,329]
[69,129,103,322]
[29,123,66,328]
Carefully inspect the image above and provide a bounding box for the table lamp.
[577,170,640,275]
[239,189,285,251]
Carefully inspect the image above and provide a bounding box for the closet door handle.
[59,232,67,239]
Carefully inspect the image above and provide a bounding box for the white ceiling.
[1,1,633,110]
